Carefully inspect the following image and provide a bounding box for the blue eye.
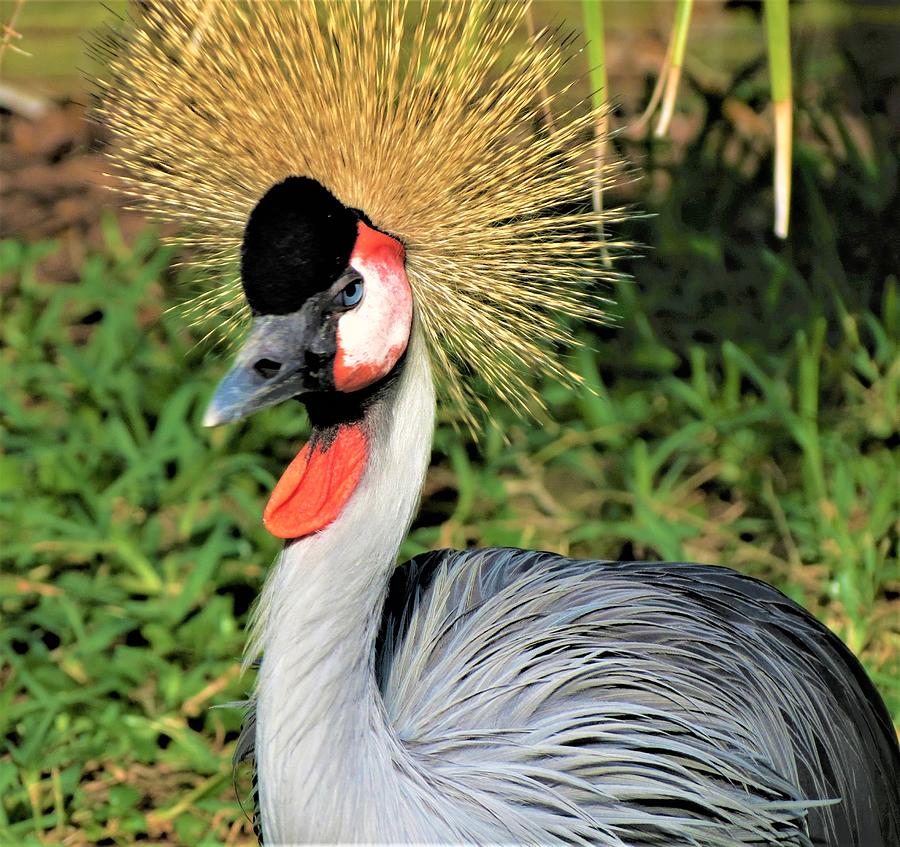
[335,277,364,309]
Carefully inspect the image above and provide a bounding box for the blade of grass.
[656,0,693,137]
[631,35,672,135]
[580,0,611,267]
[0,0,29,64]
[765,0,793,238]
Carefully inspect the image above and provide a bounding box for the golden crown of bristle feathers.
[98,0,626,429]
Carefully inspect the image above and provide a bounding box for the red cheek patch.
[263,424,368,539]
[333,356,386,394]
[334,221,412,393]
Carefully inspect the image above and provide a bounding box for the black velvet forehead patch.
[241,176,359,315]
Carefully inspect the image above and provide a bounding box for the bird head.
[202,176,412,427]
[99,1,626,436]
[100,1,631,542]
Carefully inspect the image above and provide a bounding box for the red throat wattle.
[263,425,368,539]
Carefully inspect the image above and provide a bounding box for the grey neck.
[250,327,435,843]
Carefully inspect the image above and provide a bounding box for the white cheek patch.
[333,245,412,393]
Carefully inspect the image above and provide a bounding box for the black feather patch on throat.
[241,176,358,315]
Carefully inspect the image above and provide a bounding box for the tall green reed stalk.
[584,0,793,238]
[765,0,793,238]
[580,0,611,266]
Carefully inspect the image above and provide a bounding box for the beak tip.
[202,405,226,428]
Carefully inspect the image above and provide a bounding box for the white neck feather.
[251,327,435,843]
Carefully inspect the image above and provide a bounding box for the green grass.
[2,208,897,843]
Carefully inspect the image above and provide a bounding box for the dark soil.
[0,100,147,282]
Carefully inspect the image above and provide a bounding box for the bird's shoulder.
[376,546,834,682]
[376,548,886,710]
[375,547,795,707]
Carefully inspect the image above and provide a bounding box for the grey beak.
[202,312,317,427]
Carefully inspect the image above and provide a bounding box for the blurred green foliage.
[2,202,897,841]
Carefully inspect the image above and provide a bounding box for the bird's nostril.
[254,358,283,380]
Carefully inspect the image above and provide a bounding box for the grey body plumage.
[237,547,900,846]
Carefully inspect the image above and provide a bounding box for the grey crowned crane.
[101,2,900,845]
